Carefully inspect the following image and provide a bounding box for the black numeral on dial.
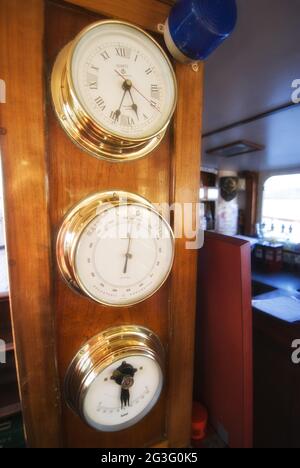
[95,96,106,111]
[115,47,131,59]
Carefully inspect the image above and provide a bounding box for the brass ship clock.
[51,20,178,161]
[57,191,175,307]
[65,326,165,432]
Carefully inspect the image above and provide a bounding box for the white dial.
[64,326,165,432]
[83,355,163,432]
[70,21,177,140]
[74,202,174,306]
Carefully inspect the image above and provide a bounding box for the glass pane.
[262,174,300,243]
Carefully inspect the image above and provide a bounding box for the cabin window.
[261,174,300,243]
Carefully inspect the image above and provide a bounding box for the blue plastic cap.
[168,0,238,61]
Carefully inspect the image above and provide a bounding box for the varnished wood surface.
[46,1,170,448]
[65,0,172,32]
[167,62,204,447]
[0,0,62,447]
[1,0,203,448]
[195,232,253,448]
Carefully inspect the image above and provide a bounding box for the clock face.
[70,21,177,140]
[74,202,174,306]
[83,355,163,432]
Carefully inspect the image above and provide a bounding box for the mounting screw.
[157,23,165,34]
[0,127,7,135]
[191,62,199,72]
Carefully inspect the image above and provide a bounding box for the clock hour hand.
[113,89,127,122]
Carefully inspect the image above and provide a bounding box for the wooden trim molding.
[167,62,204,447]
[64,0,172,31]
[0,0,62,448]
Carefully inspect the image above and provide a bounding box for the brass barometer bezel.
[51,20,178,162]
[64,325,165,432]
[56,191,175,307]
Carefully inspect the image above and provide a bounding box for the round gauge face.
[70,21,177,140]
[74,203,174,306]
[83,355,163,432]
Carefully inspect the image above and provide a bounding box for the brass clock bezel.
[56,191,175,307]
[51,20,178,162]
[64,325,165,432]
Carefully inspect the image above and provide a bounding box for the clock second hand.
[114,69,161,114]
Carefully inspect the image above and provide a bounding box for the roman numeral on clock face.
[87,73,98,90]
[115,47,131,59]
[95,96,106,111]
[145,67,154,75]
[120,115,135,127]
[151,84,160,100]
[101,50,110,61]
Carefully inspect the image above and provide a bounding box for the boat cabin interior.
[0,0,299,449]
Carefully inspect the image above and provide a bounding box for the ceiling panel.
[202,0,300,172]
[202,104,300,172]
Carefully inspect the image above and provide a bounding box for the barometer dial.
[64,326,164,432]
[51,20,177,161]
[57,191,175,307]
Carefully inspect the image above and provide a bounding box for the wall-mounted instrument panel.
[0,0,203,448]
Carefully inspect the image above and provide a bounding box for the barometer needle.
[123,228,133,275]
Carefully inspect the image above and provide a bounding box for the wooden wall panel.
[0,0,62,448]
[45,1,170,448]
[65,0,172,32]
[1,0,203,448]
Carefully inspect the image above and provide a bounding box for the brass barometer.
[51,20,177,161]
[64,326,165,432]
[57,191,175,307]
